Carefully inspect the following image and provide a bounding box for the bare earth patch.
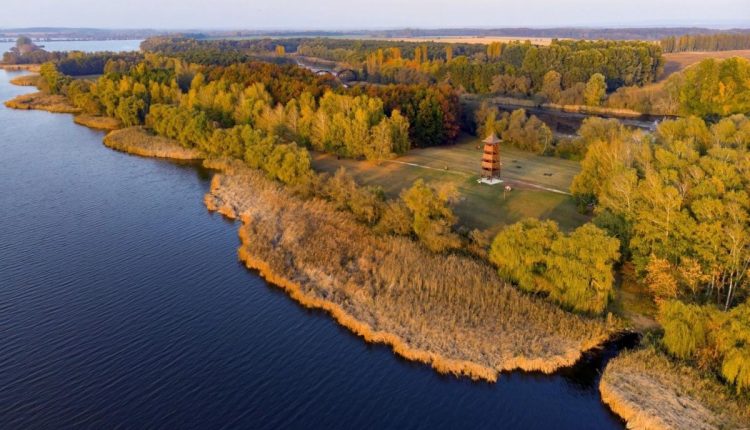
[600,348,749,430]
[203,161,618,381]
[103,127,202,160]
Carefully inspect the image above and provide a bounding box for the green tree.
[545,223,620,314]
[540,70,562,103]
[658,300,711,360]
[489,218,559,292]
[584,73,607,106]
[401,179,460,252]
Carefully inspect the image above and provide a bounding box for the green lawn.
[312,135,589,234]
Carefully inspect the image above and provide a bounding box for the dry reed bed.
[103,127,202,160]
[73,115,122,131]
[600,348,749,430]
[0,64,41,72]
[204,161,617,381]
[4,91,81,114]
[9,74,40,87]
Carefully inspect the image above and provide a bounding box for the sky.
[1,0,749,30]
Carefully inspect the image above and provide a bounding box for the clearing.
[660,49,750,81]
[312,135,588,234]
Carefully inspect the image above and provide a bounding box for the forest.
[569,112,750,391]
[661,32,750,52]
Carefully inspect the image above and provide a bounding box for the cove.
[0,62,629,429]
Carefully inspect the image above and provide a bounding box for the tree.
[39,62,70,95]
[400,179,460,252]
[545,223,620,314]
[16,35,32,48]
[445,46,453,62]
[646,255,678,302]
[490,220,620,313]
[115,95,146,127]
[716,301,750,393]
[540,70,562,103]
[584,73,607,106]
[658,300,710,360]
[489,218,559,293]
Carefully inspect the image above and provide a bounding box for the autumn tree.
[400,179,461,252]
[584,73,607,106]
[540,70,562,103]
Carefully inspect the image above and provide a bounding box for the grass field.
[660,49,750,81]
[312,135,588,234]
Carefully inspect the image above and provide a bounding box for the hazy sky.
[2,0,749,29]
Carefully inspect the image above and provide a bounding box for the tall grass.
[4,91,80,114]
[103,127,202,160]
[205,162,619,381]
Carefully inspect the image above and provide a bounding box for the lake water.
[0,39,143,55]
[497,105,664,136]
[0,41,627,429]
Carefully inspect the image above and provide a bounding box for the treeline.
[292,38,663,93]
[347,84,460,147]
[296,37,486,64]
[42,50,462,151]
[137,36,664,115]
[140,37,299,66]
[662,33,750,53]
[56,52,143,76]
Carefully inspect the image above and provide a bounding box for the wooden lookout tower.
[478,132,502,184]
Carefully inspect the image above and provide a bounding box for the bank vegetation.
[204,163,617,380]
[600,347,749,430]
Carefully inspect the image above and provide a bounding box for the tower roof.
[483,132,501,145]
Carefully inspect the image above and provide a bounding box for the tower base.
[477,177,504,185]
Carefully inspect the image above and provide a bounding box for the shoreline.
[0,64,41,72]
[203,166,617,381]
[599,348,749,430]
[102,127,202,160]
[4,91,81,114]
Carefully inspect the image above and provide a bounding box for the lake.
[0,41,627,429]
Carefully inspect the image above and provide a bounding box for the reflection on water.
[498,105,665,136]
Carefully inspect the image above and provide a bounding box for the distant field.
[312,135,588,234]
[369,36,556,46]
[660,50,750,80]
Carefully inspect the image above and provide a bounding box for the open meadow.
[312,135,588,234]
[660,49,750,80]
